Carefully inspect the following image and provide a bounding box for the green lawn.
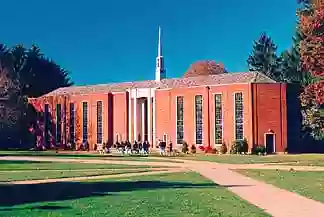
[177,154,324,165]
[0,160,156,171]
[236,169,324,203]
[3,150,324,167]
[0,172,270,217]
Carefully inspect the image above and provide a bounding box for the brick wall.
[112,92,128,143]
[155,89,171,146]
[155,83,254,150]
[209,84,252,149]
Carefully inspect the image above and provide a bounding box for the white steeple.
[155,26,166,81]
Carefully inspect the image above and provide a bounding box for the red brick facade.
[29,72,288,153]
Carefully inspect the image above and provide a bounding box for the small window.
[97,101,103,144]
[82,102,88,142]
[176,96,184,144]
[214,94,222,145]
[195,95,203,144]
[234,93,244,140]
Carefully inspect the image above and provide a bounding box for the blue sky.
[1,0,298,85]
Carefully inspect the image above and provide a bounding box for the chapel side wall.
[155,84,253,150]
[35,93,111,150]
[209,84,252,150]
[29,95,68,147]
[67,93,109,149]
[168,87,208,147]
[252,83,287,152]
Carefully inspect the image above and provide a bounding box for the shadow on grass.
[0,160,43,165]
[0,180,251,207]
[0,205,71,212]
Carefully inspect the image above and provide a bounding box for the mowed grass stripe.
[0,169,157,182]
[0,151,182,163]
[0,160,160,171]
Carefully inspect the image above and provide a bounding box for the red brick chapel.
[29,27,288,153]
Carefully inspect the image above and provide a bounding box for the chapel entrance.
[265,133,275,154]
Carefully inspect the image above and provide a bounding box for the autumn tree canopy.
[299,4,324,140]
[183,60,226,78]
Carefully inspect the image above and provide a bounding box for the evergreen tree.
[247,32,280,80]
[278,24,312,84]
[8,44,73,98]
[276,0,313,84]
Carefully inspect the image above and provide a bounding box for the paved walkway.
[189,164,324,217]
[1,156,324,217]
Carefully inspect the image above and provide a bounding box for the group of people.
[72,139,174,156]
[158,140,173,156]
[115,140,150,155]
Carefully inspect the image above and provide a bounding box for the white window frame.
[194,95,203,145]
[175,95,184,145]
[233,92,244,141]
[96,100,104,144]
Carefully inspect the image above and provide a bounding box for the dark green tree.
[273,0,313,85]
[0,43,73,148]
[278,26,312,84]
[9,44,73,98]
[247,32,281,80]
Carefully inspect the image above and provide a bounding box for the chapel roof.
[43,71,276,97]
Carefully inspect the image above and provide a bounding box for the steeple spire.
[158,26,162,57]
[155,26,166,81]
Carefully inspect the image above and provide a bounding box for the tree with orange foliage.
[183,60,226,78]
[299,4,324,139]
